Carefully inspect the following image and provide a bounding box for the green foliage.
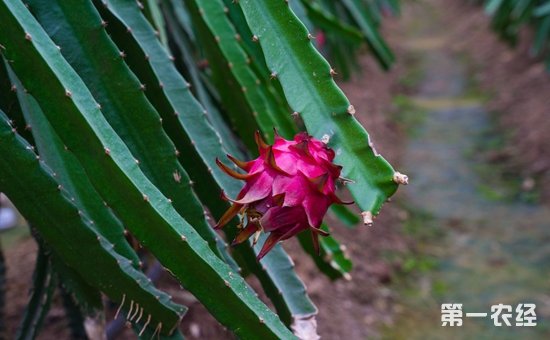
[483,0,550,68]
[0,0,402,337]
[15,244,56,340]
[59,285,88,340]
[305,0,397,78]
[0,108,185,331]
[298,224,353,280]
[237,0,399,217]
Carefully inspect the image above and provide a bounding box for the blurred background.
[1,0,550,338]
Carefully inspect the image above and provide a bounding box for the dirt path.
[384,1,550,338]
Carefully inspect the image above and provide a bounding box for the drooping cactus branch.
[0,0,400,336]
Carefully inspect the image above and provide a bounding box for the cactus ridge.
[99,0,319,327]
[25,0,231,265]
[0,109,185,332]
[49,251,103,315]
[190,0,298,142]
[0,1,293,336]
[194,0,355,280]
[339,0,395,69]
[163,1,243,158]
[300,0,364,45]
[187,0,355,306]
[236,0,401,219]
[15,244,57,340]
[6,63,141,269]
[297,225,353,280]
[0,0,400,336]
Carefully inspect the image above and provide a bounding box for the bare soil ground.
[443,0,550,203]
[3,238,72,338]
[284,50,411,339]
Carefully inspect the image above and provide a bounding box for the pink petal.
[272,175,309,207]
[303,194,331,228]
[257,233,281,260]
[271,149,299,175]
[232,172,273,204]
[260,206,308,233]
[247,158,267,176]
[296,159,325,178]
[257,223,306,260]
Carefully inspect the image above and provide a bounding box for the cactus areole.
[216,131,353,260]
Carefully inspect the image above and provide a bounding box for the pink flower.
[216,131,352,260]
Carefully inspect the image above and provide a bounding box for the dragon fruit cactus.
[215,131,352,260]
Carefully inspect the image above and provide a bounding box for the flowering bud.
[216,131,352,260]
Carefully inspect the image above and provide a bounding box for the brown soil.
[442,0,550,203]
[3,237,72,339]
